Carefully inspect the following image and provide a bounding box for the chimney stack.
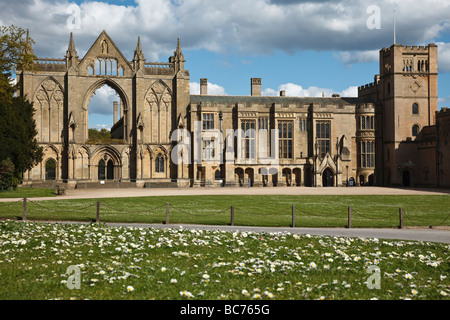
[251,78,261,96]
[200,78,208,95]
[113,101,118,124]
[280,90,285,97]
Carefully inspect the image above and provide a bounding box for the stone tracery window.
[241,120,256,159]
[155,153,164,173]
[358,140,375,168]
[316,121,330,158]
[279,120,293,159]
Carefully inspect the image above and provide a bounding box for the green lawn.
[0,188,55,199]
[0,220,448,300]
[0,194,449,228]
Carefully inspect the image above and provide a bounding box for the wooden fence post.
[231,205,234,226]
[96,201,100,223]
[22,198,27,220]
[291,205,295,228]
[399,208,403,229]
[347,206,352,228]
[165,203,170,224]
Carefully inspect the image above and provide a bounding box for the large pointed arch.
[81,78,130,142]
[82,78,129,112]
[91,145,122,181]
[33,76,65,100]
[144,79,173,101]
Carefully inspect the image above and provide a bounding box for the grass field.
[0,220,448,300]
[0,188,56,199]
[0,194,449,228]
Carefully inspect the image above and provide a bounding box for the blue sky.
[1,0,449,129]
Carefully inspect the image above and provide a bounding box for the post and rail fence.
[4,197,447,229]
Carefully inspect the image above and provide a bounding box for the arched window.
[155,153,164,173]
[412,103,419,115]
[98,159,106,180]
[412,125,420,137]
[107,160,114,180]
[101,59,106,75]
[95,59,101,75]
[93,58,119,76]
[112,60,118,76]
[45,159,56,180]
[88,65,94,75]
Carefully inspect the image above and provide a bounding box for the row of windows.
[88,58,125,76]
[403,58,429,72]
[358,116,374,130]
[202,114,309,132]
[199,116,420,162]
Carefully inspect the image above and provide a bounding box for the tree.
[0,25,35,98]
[88,128,111,142]
[0,96,43,178]
[0,158,18,190]
[0,25,41,189]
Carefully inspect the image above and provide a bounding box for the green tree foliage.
[0,96,43,178]
[88,128,111,142]
[0,25,36,98]
[0,25,42,189]
[0,158,18,190]
[0,25,35,72]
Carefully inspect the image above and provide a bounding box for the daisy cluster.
[0,220,448,300]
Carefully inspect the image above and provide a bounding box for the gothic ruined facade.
[17,31,448,188]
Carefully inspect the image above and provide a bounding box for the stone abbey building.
[17,31,449,188]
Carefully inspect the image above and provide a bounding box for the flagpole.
[393,9,396,45]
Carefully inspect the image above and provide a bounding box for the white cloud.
[436,42,450,72]
[88,85,120,115]
[262,83,358,97]
[1,0,449,60]
[340,86,358,97]
[190,81,227,95]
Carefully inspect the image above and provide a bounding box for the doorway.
[322,168,334,187]
[402,170,411,187]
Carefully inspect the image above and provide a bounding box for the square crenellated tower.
[378,43,438,186]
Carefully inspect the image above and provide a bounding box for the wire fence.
[1,197,449,229]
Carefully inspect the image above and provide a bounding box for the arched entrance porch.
[322,168,334,187]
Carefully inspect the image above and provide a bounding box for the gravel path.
[2,186,448,202]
